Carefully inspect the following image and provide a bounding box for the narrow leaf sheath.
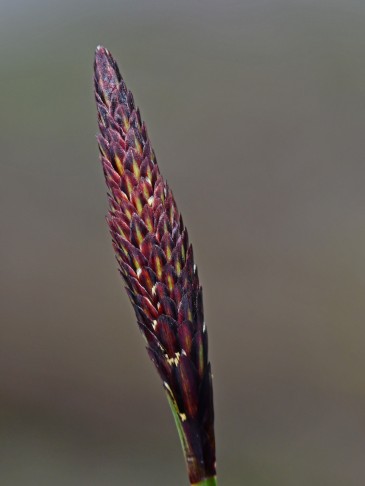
[94,46,216,484]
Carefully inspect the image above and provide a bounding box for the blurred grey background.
[1,0,365,484]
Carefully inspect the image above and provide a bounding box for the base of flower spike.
[165,390,216,485]
[192,477,217,486]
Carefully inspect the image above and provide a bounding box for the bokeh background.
[1,0,365,484]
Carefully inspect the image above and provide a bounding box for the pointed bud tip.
[94,45,112,67]
[94,45,122,105]
[95,45,109,58]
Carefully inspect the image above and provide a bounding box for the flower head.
[94,46,216,484]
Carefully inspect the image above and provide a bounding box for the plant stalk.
[193,477,217,486]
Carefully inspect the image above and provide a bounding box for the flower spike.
[94,45,216,485]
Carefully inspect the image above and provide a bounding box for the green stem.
[192,478,217,486]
